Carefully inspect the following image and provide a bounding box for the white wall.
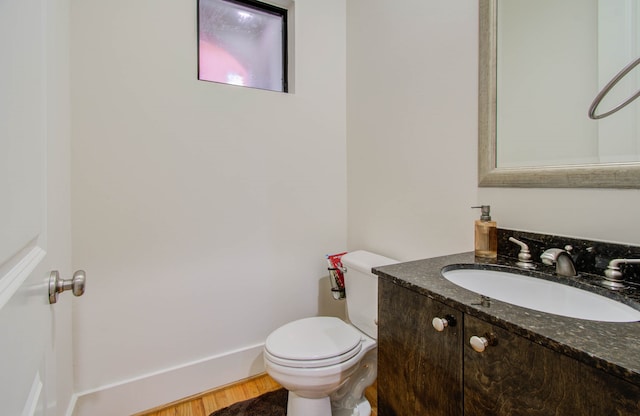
[347,0,480,261]
[70,0,346,413]
[68,0,640,413]
[480,188,640,246]
[346,0,640,259]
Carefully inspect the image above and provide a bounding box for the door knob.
[49,270,86,304]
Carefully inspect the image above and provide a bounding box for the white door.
[1,0,74,415]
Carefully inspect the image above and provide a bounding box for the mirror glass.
[479,0,640,188]
[497,0,640,168]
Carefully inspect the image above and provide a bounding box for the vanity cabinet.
[377,278,463,415]
[378,280,640,416]
[464,314,640,415]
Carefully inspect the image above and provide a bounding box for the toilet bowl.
[263,250,398,416]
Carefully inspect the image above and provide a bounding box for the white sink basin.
[442,268,640,322]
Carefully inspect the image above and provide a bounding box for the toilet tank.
[341,250,398,339]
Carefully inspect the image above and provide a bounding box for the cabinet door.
[464,314,640,415]
[378,279,463,416]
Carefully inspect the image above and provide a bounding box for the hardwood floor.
[133,373,378,416]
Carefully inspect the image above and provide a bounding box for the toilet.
[263,250,398,416]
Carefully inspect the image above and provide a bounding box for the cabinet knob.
[432,315,457,332]
[470,335,489,352]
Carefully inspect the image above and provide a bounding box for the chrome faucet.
[603,258,640,289]
[541,246,577,277]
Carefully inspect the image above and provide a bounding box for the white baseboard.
[69,343,266,416]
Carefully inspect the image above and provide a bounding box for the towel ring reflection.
[588,56,640,120]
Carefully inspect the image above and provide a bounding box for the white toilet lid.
[265,317,362,365]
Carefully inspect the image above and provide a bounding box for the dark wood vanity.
[378,279,463,415]
[375,242,640,416]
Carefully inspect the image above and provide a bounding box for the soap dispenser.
[472,205,497,259]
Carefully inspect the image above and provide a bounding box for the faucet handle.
[509,237,536,269]
[603,258,640,290]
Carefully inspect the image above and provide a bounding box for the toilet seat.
[264,343,362,368]
[265,317,363,368]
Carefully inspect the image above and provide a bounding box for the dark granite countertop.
[373,252,640,387]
